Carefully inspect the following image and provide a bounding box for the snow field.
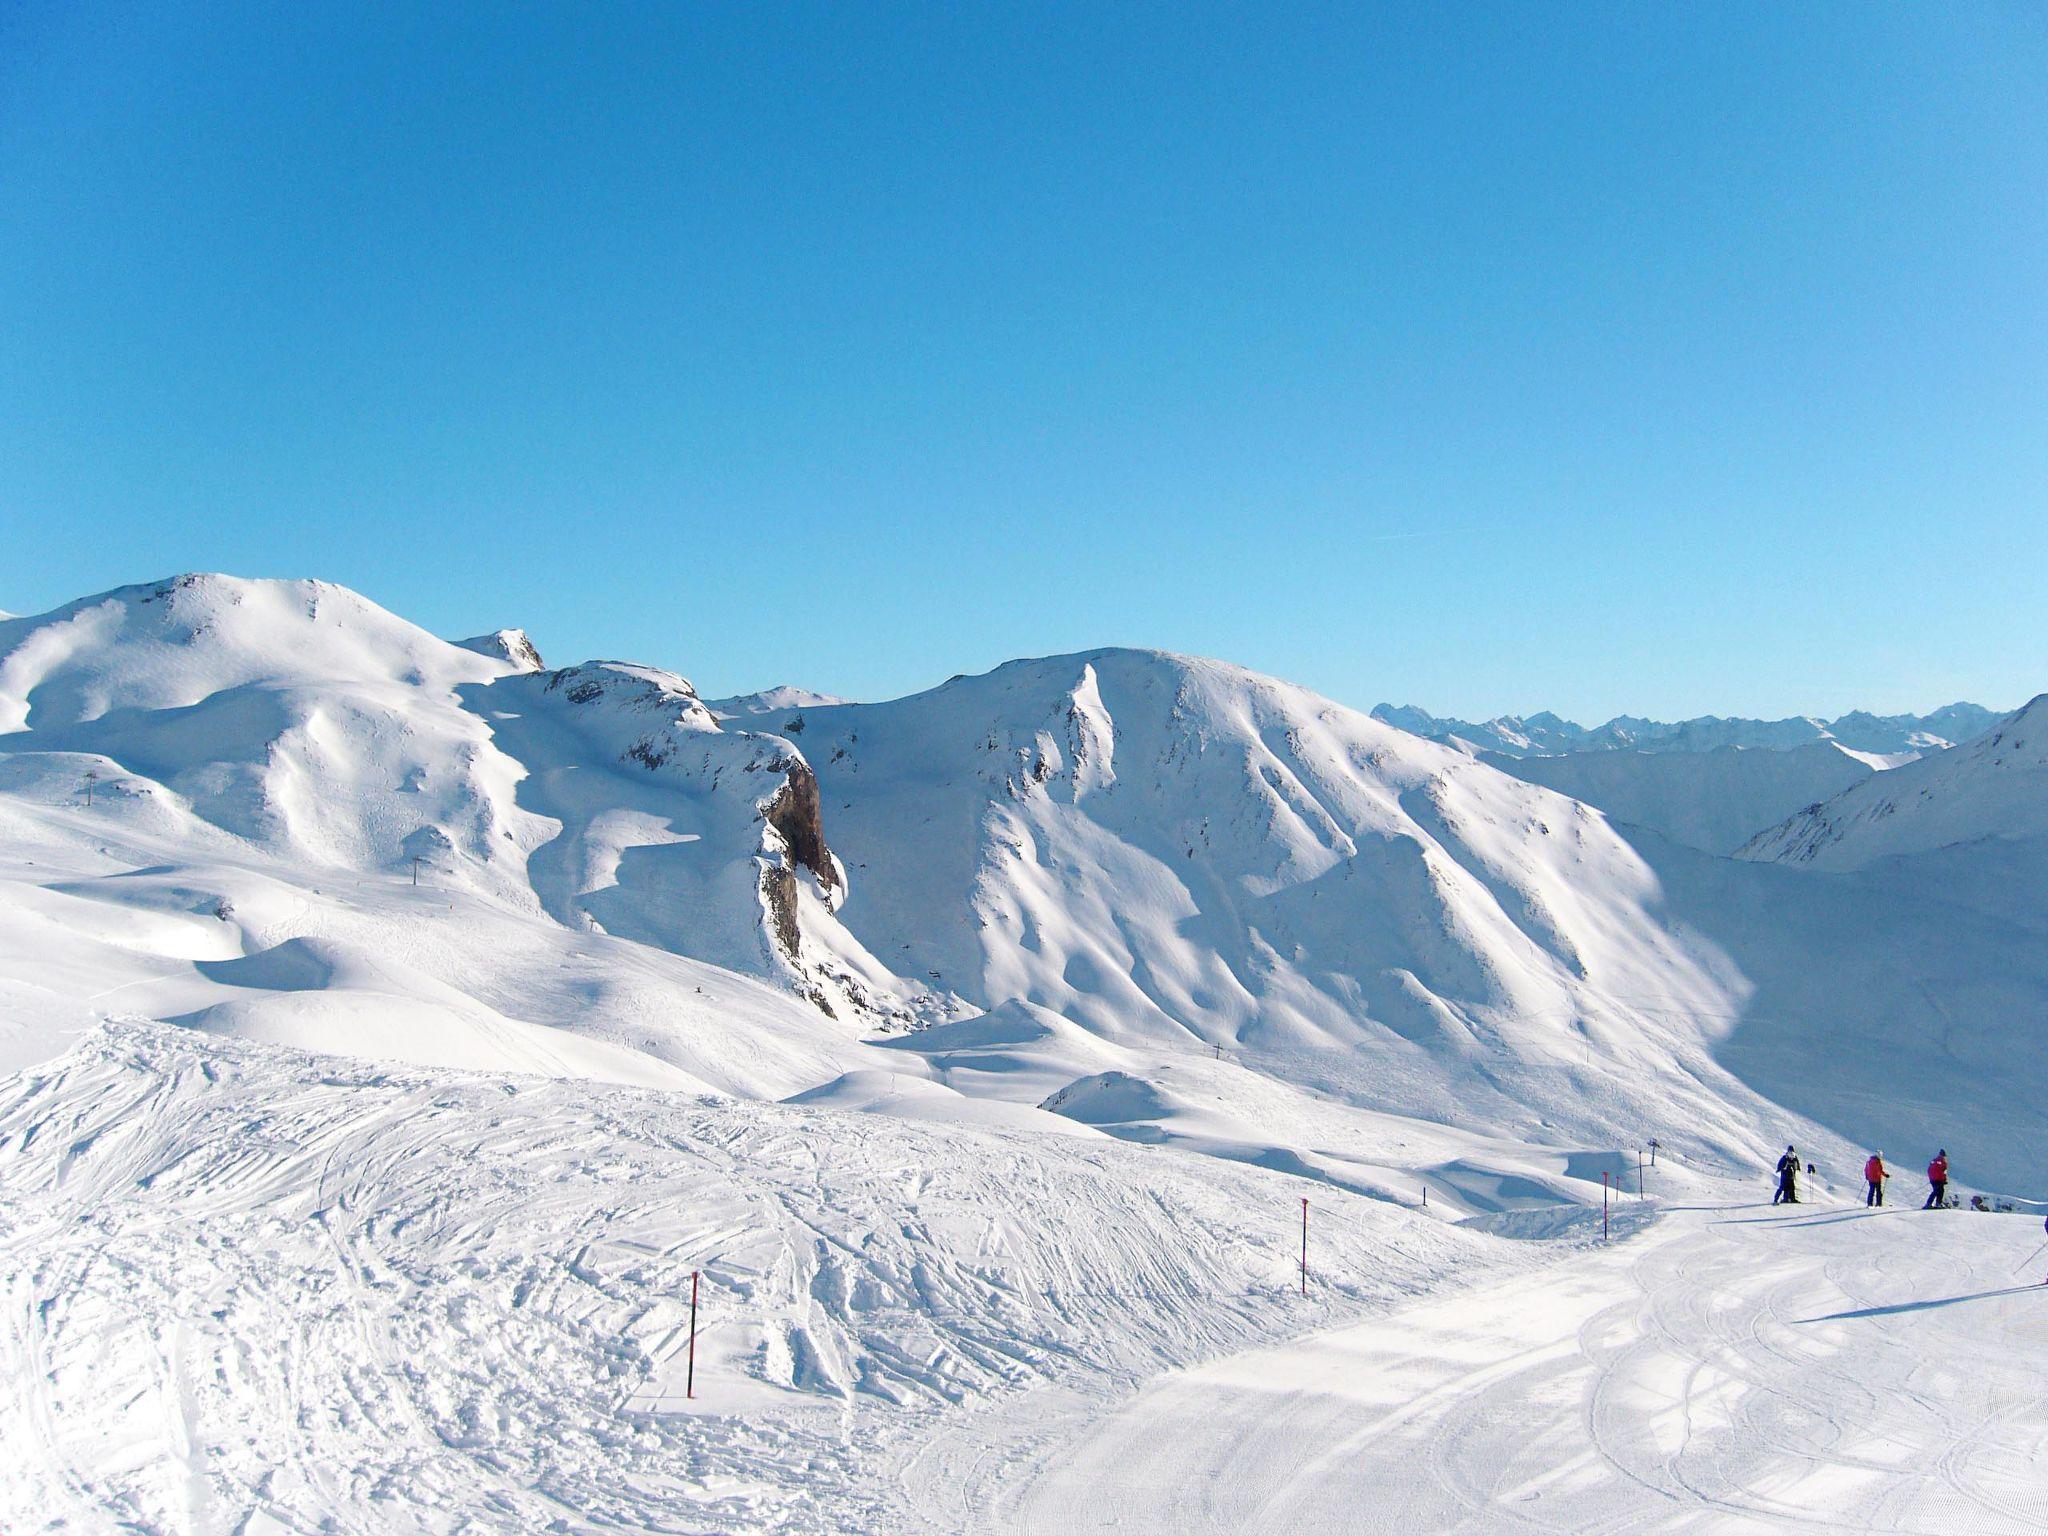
[979,1197,2048,1533]
[1,1021,1587,1535]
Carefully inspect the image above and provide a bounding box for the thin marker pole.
[1300,1198,1308,1295]
[687,1270,700,1400]
[1602,1172,1610,1242]
[1639,1149,1645,1199]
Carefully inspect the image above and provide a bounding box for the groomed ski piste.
[17,1025,2048,1535]
[6,575,2048,1533]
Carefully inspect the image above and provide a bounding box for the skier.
[1774,1145,1800,1205]
[1923,1149,1950,1210]
[1864,1151,1887,1206]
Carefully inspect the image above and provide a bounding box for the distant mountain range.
[1371,701,2001,760]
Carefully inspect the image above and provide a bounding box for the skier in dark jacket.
[1924,1150,1950,1209]
[1774,1145,1800,1205]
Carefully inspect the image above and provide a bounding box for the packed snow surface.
[976,1198,2048,1533]
[11,1027,2048,1533]
[3,1021,1559,1534]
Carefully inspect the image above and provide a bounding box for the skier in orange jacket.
[1864,1152,1886,1206]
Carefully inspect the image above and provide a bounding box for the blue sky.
[3,4,2043,721]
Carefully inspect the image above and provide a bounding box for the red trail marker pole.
[1300,1198,1308,1295]
[1602,1172,1610,1241]
[687,1270,700,1401]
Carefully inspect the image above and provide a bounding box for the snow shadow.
[1798,1285,2048,1323]
[1622,826,2048,1199]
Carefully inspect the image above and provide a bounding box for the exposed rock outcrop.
[458,629,545,672]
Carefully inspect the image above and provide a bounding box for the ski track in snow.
[968,1200,2048,1535]
[0,1022,1592,1535]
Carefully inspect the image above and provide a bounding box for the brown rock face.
[763,757,839,895]
[758,862,837,1018]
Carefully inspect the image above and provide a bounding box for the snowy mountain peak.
[0,573,508,736]
[704,685,852,723]
[540,659,715,730]
[770,642,1815,1159]
[457,627,544,671]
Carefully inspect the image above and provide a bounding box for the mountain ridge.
[1374,699,2001,759]
[1740,694,2048,870]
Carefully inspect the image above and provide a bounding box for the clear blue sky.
[4,4,2043,721]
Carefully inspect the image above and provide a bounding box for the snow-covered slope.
[788,650,1816,1173]
[0,1019,1572,1534]
[0,575,930,1052]
[987,1197,2048,1533]
[1741,695,2048,870]
[1486,740,1876,855]
[1377,700,1998,758]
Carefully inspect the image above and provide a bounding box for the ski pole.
[2017,1223,2048,1275]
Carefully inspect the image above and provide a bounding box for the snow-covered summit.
[1740,694,2048,870]
[456,627,544,671]
[0,573,510,732]
[705,684,851,723]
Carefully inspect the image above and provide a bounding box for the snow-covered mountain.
[1485,740,1877,855]
[0,574,931,1050]
[1740,695,2048,870]
[713,652,2046,1191]
[786,653,1763,1150]
[6,577,2047,1191]
[1376,700,1999,759]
